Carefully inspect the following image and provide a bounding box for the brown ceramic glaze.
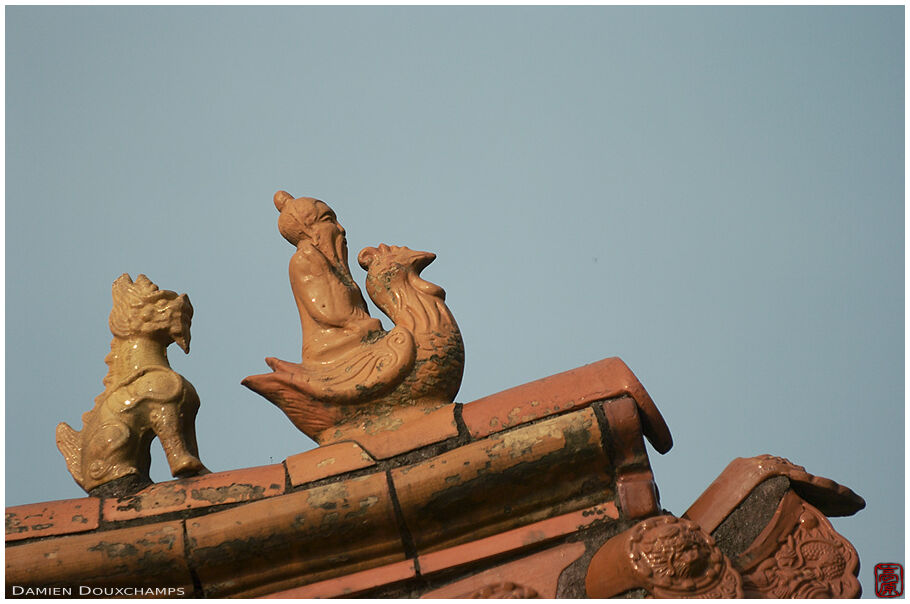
[242,192,464,445]
[736,490,861,598]
[55,274,207,494]
[585,514,744,598]
[683,454,866,534]
[600,396,661,519]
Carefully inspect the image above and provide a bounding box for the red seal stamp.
[875,563,903,598]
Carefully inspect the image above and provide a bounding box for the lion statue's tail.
[55,422,84,488]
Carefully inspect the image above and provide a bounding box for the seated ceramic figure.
[243,192,464,444]
[56,274,208,495]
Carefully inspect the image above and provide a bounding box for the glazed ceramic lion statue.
[56,274,208,495]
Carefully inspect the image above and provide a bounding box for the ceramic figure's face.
[277,197,348,265]
[137,289,193,352]
[307,201,348,264]
[167,294,193,353]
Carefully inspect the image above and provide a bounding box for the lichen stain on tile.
[116,486,186,512]
[88,541,139,558]
[6,515,25,534]
[321,512,340,525]
[498,428,563,461]
[191,484,266,505]
[363,417,403,436]
[307,482,350,512]
[358,495,378,510]
[316,457,337,468]
[345,496,379,519]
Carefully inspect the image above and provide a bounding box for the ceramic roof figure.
[55,274,208,497]
[13,359,864,598]
[242,192,464,445]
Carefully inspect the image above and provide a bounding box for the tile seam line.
[452,402,470,441]
[590,399,624,515]
[281,459,292,494]
[384,469,420,575]
[182,518,205,598]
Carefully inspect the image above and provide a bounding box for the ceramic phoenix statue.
[56,274,208,496]
[242,191,465,444]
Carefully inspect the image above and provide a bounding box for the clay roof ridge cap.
[606,357,673,454]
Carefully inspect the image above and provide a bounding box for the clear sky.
[6,7,903,595]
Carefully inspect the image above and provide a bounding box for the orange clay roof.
[6,357,666,598]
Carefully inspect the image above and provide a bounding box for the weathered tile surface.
[463,357,651,440]
[261,559,417,598]
[421,542,586,598]
[684,454,867,533]
[351,403,459,459]
[286,441,376,486]
[102,463,285,521]
[392,407,614,553]
[6,520,193,595]
[6,498,100,542]
[418,502,618,575]
[186,471,405,598]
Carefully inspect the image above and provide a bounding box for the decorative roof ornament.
[55,274,208,497]
[14,193,865,598]
[242,191,465,445]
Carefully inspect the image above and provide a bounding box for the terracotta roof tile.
[186,471,405,597]
[102,463,286,522]
[6,520,193,594]
[392,407,613,553]
[417,502,618,575]
[6,497,100,542]
[286,441,376,486]
[684,454,867,533]
[600,397,660,518]
[259,559,417,598]
[421,542,587,598]
[349,403,459,459]
[462,357,672,453]
[5,360,682,598]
